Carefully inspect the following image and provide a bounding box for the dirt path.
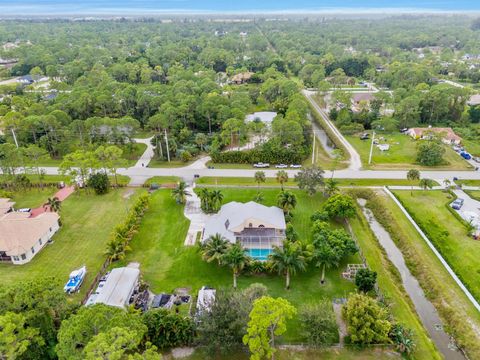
[333,302,347,346]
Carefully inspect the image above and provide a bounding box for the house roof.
[0,198,15,215]
[352,93,375,103]
[231,72,253,82]
[203,201,286,243]
[92,267,140,308]
[0,211,59,256]
[408,127,462,142]
[468,94,480,106]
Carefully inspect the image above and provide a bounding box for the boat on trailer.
[64,266,87,294]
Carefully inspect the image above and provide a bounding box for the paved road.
[303,89,362,171]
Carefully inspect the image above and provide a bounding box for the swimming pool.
[247,248,272,261]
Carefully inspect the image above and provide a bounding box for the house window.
[49,227,52,232]
[39,238,42,245]
[21,254,26,260]
[13,256,19,261]
[249,223,253,228]
[31,247,35,254]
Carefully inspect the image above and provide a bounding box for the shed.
[92,267,140,308]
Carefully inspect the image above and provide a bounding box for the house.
[231,72,253,85]
[88,266,140,308]
[17,75,42,85]
[202,201,286,260]
[0,207,60,265]
[468,94,480,107]
[352,93,375,106]
[407,127,462,145]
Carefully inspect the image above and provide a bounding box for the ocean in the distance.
[0,0,479,16]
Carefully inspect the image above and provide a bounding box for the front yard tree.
[275,170,289,190]
[355,268,377,293]
[243,297,296,360]
[83,327,144,360]
[142,309,195,349]
[222,243,251,288]
[254,171,266,189]
[22,144,48,184]
[87,173,110,195]
[323,193,356,220]
[59,149,99,188]
[201,234,229,264]
[277,191,297,217]
[419,178,435,191]
[44,196,61,213]
[295,166,325,195]
[324,178,339,197]
[0,312,43,359]
[406,169,420,195]
[342,293,391,345]
[171,181,190,204]
[416,141,445,166]
[269,241,308,289]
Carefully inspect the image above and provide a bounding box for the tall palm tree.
[254,171,266,189]
[419,178,435,191]
[197,187,211,212]
[171,181,190,204]
[324,178,339,197]
[276,170,289,191]
[268,241,307,289]
[44,196,61,213]
[210,190,224,212]
[105,239,130,262]
[406,169,420,195]
[277,191,297,216]
[312,242,339,284]
[201,234,229,264]
[221,243,251,288]
[443,178,451,189]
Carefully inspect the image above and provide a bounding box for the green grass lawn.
[456,179,480,187]
[462,139,480,157]
[148,159,193,168]
[0,174,130,187]
[465,190,480,201]
[346,132,472,170]
[121,143,147,166]
[121,189,359,343]
[370,190,480,358]
[8,188,57,208]
[196,176,436,187]
[144,176,181,186]
[0,188,143,302]
[393,190,480,302]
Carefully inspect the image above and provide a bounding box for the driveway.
[183,183,210,246]
[451,189,480,229]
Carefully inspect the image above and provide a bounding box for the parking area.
[451,189,480,233]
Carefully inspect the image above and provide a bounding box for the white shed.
[91,267,140,308]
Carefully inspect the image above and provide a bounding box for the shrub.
[299,300,339,346]
[142,309,195,349]
[355,268,377,293]
[87,173,110,195]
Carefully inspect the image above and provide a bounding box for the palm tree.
[105,239,130,262]
[324,178,339,197]
[406,169,420,195]
[201,234,229,264]
[443,179,451,189]
[254,171,266,189]
[269,241,307,289]
[210,190,224,212]
[419,178,435,191]
[253,191,264,203]
[198,187,211,212]
[277,191,297,216]
[171,181,190,204]
[276,170,289,191]
[312,242,339,284]
[44,196,61,213]
[221,243,251,288]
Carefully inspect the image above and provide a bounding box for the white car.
[290,164,302,168]
[275,164,288,169]
[17,208,31,213]
[253,162,270,168]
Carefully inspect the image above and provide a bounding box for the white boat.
[64,266,87,294]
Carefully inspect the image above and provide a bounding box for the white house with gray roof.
[202,201,286,259]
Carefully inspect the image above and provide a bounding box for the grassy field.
[196,176,437,187]
[465,190,480,201]
[0,188,142,301]
[455,179,480,187]
[144,176,181,186]
[365,190,480,357]
[121,188,359,343]
[463,139,480,157]
[346,132,472,170]
[0,174,130,186]
[348,203,441,359]
[148,159,194,168]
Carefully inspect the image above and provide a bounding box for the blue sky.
[0,0,479,15]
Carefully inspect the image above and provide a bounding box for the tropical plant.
[389,323,416,356]
[254,171,266,189]
[269,241,308,289]
[201,234,229,264]
[143,309,195,349]
[295,166,325,195]
[355,268,377,293]
[277,190,297,216]
[44,196,61,213]
[406,169,420,195]
[253,191,264,203]
[171,181,190,204]
[299,301,339,346]
[275,170,289,190]
[324,178,339,197]
[322,193,356,220]
[419,178,435,191]
[221,244,251,288]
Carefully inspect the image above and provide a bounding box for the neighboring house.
[231,71,253,85]
[0,198,15,215]
[202,201,286,260]
[468,94,480,107]
[351,93,376,112]
[407,127,462,145]
[87,266,140,308]
[0,208,60,265]
[17,74,42,85]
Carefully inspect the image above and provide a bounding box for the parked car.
[451,198,464,210]
[460,151,472,160]
[253,162,270,168]
[17,208,31,213]
[275,164,288,169]
[290,164,302,168]
[360,133,370,140]
[400,128,408,133]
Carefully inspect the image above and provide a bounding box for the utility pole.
[11,128,19,148]
[164,129,170,163]
[312,129,316,165]
[368,131,375,165]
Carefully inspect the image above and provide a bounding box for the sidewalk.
[30,185,75,217]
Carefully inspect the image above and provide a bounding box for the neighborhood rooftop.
[91,266,140,308]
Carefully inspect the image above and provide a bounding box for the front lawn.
[148,159,193,168]
[456,179,480,187]
[393,190,480,302]
[346,132,472,170]
[121,188,360,343]
[0,188,143,301]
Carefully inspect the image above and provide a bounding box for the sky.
[0,0,479,16]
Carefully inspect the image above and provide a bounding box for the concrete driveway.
[451,189,480,229]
